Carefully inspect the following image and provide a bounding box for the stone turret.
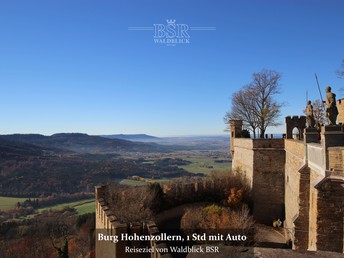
[229,120,243,158]
[285,116,306,140]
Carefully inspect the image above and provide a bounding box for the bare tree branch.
[224,69,282,138]
[336,59,344,78]
[303,99,325,126]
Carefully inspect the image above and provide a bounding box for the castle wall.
[95,185,173,258]
[316,178,344,253]
[284,132,344,253]
[96,186,128,258]
[232,139,254,187]
[308,168,322,251]
[284,139,306,249]
[295,166,311,250]
[232,138,285,224]
[252,140,285,224]
[229,120,243,157]
[252,139,285,149]
[232,120,344,253]
[328,147,344,176]
[316,147,344,252]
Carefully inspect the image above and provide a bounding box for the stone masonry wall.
[328,147,344,176]
[317,181,344,253]
[317,147,344,252]
[284,139,305,249]
[232,139,254,187]
[307,168,322,251]
[252,144,285,224]
[252,139,285,149]
[233,125,344,253]
[232,138,285,224]
[294,165,310,250]
[96,186,123,258]
[95,185,172,258]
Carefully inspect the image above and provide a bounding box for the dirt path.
[155,202,210,224]
[254,224,287,248]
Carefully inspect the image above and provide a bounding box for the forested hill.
[0,138,67,159]
[0,133,186,153]
[0,138,195,196]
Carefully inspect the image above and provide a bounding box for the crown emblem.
[166,19,176,24]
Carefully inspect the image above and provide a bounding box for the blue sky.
[0,0,343,136]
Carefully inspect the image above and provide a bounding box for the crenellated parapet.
[95,185,172,258]
[231,116,344,253]
[285,116,306,139]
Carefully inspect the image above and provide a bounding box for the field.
[0,149,230,219]
[74,200,95,215]
[121,150,232,185]
[0,197,95,223]
[120,178,175,186]
[37,199,95,215]
[0,196,28,211]
[119,179,149,186]
[178,156,232,174]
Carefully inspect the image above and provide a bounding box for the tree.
[224,87,259,137]
[225,69,282,138]
[304,99,325,126]
[336,59,344,96]
[336,59,344,78]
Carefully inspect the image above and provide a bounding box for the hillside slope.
[0,133,182,153]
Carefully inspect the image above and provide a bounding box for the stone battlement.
[233,138,285,150]
[231,120,344,253]
[95,185,172,258]
[285,115,307,121]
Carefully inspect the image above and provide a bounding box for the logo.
[153,20,190,46]
[128,19,216,47]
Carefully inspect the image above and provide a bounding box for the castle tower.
[229,120,243,158]
[285,116,306,140]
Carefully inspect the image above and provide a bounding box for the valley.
[0,134,230,222]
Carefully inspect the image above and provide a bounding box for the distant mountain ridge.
[0,133,230,154]
[0,133,176,153]
[101,134,160,141]
[101,134,229,148]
